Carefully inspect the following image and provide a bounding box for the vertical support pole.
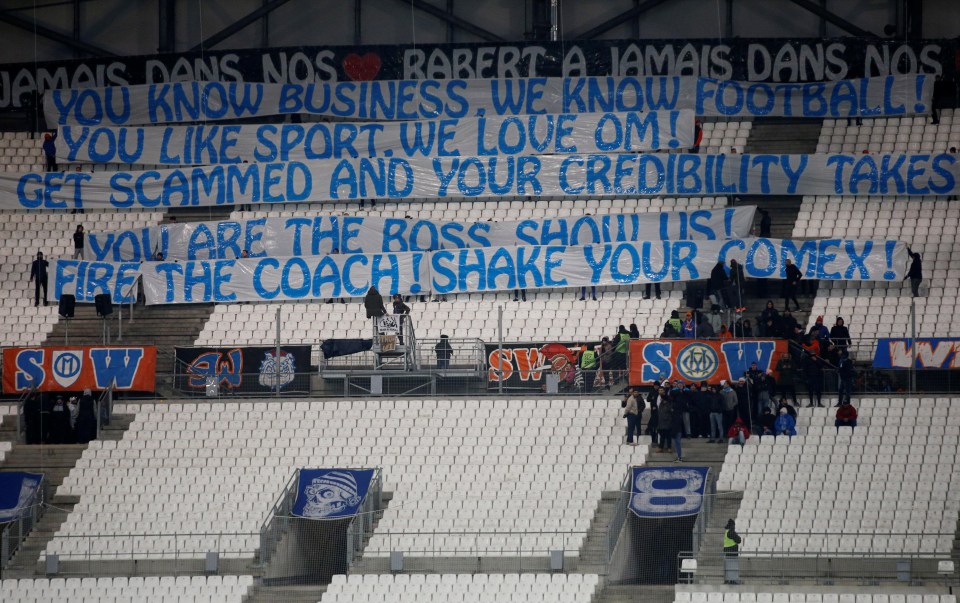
[910,298,917,393]
[261,0,270,47]
[818,0,827,38]
[498,306,504,395]
[354,0,362,45]
[276,306,282,398]
[549,0,558,41]
[117,303,122,341]
[446,0,454,43]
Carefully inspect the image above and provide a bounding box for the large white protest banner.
[55,111,694,165]
[85,207,756,261]
[44,75,932,126]
[53,237,907,305]
[10,152,958,210]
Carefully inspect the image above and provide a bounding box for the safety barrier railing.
[0,480,45,573]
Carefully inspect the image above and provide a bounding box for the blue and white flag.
[628,466,709,518]
[0,471,43,522]
[291,468,375,519]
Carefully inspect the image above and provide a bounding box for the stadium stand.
[801,109,960,359]
[0,207,163,347]
[717,396,960,555]
[0,132,43,173]
[47,398,646,560]
[322,572,601,602]
[674,586,957,603]
[0,575,254,602]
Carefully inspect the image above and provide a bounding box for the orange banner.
[2,346,156,393]
[628,339,788,386]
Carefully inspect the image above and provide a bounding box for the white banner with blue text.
[44,75,932,126]
[55,111,694,165]
[10,152,958,210]
[85,207,756,261]
[53,238,907,305]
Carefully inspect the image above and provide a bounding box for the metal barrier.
[0,478,46,573]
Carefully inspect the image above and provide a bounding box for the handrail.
[15,385,38,444]
[96,380,114,439]
[0,474,45,573]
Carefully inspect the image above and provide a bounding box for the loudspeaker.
[95,293,113,317]
[58,294,75,318]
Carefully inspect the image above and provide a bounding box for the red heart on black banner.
[343,52,382,81]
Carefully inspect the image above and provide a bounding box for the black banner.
[3,38,958,117]
[486,341,581,390]
[174,345,312,395]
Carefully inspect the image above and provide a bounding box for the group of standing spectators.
[23,389,98,445]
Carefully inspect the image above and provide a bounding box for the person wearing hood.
[49,395,74,444]
[718,324,733,340]
[707,383,726,443]
[696,314,715,338]
[75,388,98,444]
[905,246,923,297]
[656,388,674,454]
[757,407,776,438]
[775,353,797,403]
[622,388,641,446]
[723,519,742,555]
[24,392,43,445]
[435,335,453,369]
[779,309,799,338]
[835,399,858,432]
[759,301,780,336]
[804,353,825,408]
[364,286,387,318]
[830,317,851,350]
[708,260,729,308]
[727,417,750,445]
[629,323,641,339]
[774,407,797,436]
[720,380,739,432]
[728,259,746,312]
[646,381,661,447]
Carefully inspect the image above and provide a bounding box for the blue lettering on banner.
[14,349,45,391]
[873,338,960,369]
[719,340,778,381]
[628,466,709,517]
[292,468,376,518]
[89,348,146,389]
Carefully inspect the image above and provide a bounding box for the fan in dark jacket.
[708,261,728,307]
[75,389,98,444]
[364,286,387,318]
[830,317,851,350]
[904,247,923,297]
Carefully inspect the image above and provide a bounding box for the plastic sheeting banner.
[0,472,43,522]
[84,207,757,262]
[52,237,908,305]
[55,110,694,164]
[9,152,959,211]
[1,346,157,393]
[872,338,960,369]
[43,75,932,126]
[292,469,375,519]
[629,466,710,518]
[628,338,790,385]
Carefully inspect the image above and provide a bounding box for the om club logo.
[52,350,83,388]
[675,343,719,381]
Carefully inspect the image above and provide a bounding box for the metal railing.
[258,470,301,567]
[15,385,38,443]
[0,479,46,573]
[319,337,486,374]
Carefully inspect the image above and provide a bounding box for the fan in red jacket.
[726,417,750,445]
[835,401,858,432]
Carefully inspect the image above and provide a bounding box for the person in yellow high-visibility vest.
[579,345,598,392]
[723,519,742,555]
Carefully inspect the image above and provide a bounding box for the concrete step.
[596,583,675,603]
[243,583,326,603]
[3,500,76,578]
[745,120,822,155]
[578,491,622,569]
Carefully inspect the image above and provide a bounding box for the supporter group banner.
[1,345,157,393]
[44,75,931,126]
[627,338,790,385]
[174,345,312,394]
[628,466,710,518]
[872,338,960,369]
[485,341,580,389]
[292,468,376,519]
[1,38,956,114]
[85,207,756,262]
[53,238,908,305]
[55,110,694,165]
[8,152,959,211]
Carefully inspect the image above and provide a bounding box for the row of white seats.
[322,573,599,603]
[675,589,955,603]
[0,575,253,603]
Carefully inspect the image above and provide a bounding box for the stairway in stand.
[0,415,134,578]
